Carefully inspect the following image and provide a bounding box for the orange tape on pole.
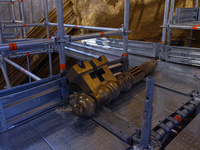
[75,25,78,29]
[60,64,66,70]
[122,53,128,57]
[9,43,17,51]
[174,115,182,123]
[100,32,105,37]
[23,24,27,27]
[193,26,198,30]
[161,41,165,44]
[11,2,14,4]
[22,69,26,73]
[26,53,29,56]
[47,37,51,39]
[20,0,23,2]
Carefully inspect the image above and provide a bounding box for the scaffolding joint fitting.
[43,21,47,27]
[0,25,5,30]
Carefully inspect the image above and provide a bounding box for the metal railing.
[0,0,130,89]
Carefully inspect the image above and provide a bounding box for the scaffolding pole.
[195,0,199,7]
[4,57,41,81]
[8,50,47,59]
[0,59,12,88]
[70,31,122,41]
[0,39,54,52]
[122,0,130,72]
[26,53,31,82]
[189,0,199,47]
[161,0,170,44]
[123,0,129,55]
[3,23,45,28]
[0,27,3,44]
[44,0,53,76]
[48,23,121,31]
[56,0,66,73]
[169,25,200,30]
[0,27,12,88]
[11,1,17,37]
[167,0,175,46]
[20,0,27,39]
[140,77,154,149]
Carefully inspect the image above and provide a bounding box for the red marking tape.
[22,69,26,73]
[26,53,29,56]
[47,37,51,39]
[8,43,17,51]
[193,26,198,30]
[60,64,66,70]
[75,25,78,29]
[11,2,14,4]
[122,53,128,57]
[23,24,27,27]
[100,32,105,37]
[174,115,182,123]
[20,0,23,2]
[161,41,165,44]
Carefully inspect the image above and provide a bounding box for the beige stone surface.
[70,0,199,44]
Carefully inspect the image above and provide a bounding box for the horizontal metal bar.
[4,57,41,81]
[0,20,13,23]
[169,24,200,30]
[48,22,121,31]
[0,39,54,52]
[2,36,15,39]
[3,38,46,43]
[0,75,61,97]
[14,20,24,24]
[70,31,123,41]
[8,50,47,58]
[1,0,15,1]
[3,32,15,36]
[2,23,45,28]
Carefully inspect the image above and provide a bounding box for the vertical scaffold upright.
[162,0,199,46]
[161,0,200,66]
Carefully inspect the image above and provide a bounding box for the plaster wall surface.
[71,0,195,43]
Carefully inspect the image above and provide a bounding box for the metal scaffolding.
[160,0,200,66]
[0,0,27,39]
[0,0,130,133]
[0,0,130,89]
[162,0,200,45]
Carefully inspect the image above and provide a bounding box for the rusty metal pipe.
[72,59,158,117]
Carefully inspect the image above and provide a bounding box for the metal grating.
[30,105,129,150]
[103,81,192,129]
[0,123,52,150]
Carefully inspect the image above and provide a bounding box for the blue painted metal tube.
[140,76,155,149]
